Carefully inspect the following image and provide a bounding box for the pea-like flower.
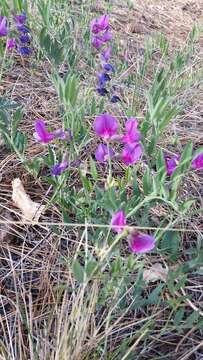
[94,113,119,139]
[128,232,155,253]
[90,15,109,34]
[95,143,114,163]
[51,161,68,176]
[18,46,32,56]
[97,72,111,87]
[165,155,180,176]
[34,120,54,144]
[110,95,121,103]
[111,210,126,233]
[103,63,115,72]
[192,152,203,170]
[96,87,108,96]
[101,45,112,62]
[121,143,142,165]
[14,11,26,25]
[7,38,16,50]
[0,16,8,37]
[122,119,141,144]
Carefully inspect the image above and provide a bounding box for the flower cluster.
[90,15,120,103]
[111,210,155,253]
[34,120,73,176]
[94,114,143,166]
[165,152,203,176]
[0,11,32,56]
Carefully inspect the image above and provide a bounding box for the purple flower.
[95,144,114,163]
[92,32,112,49]
[92,36,104,49]
[90,15,109,34]
[19,34,30,43]
[51,161,68,176]
[110,95,121,103]
[128,232,155,253]
[121,143,142,165]
[94,113,119,139]
[96,87,108,96]
[103,63,115,72]
[101,45,112,62]
[7,38,16,50]
[34,120,54,144]
[97,72,111,87]
[0,16,8,37]
[18,46,32,56]
[99,31,112,43]
[14,11,26,25]
[111,210,126,233]
[192,152,203,170]
[165,155,180,176]
[17,24,30,33]
[122,119,141,144]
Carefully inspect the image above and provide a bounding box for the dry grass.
[0,0,203,359]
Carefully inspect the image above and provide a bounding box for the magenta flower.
[0,16,8,37]
[51,161,68,176]
[122,118,141,144]
[90,15,109,34]
[95,144,114,163]
[192,152,203,170]
[165,155,180,176]
[111,210,126,233]
[34,120,54,144]
[121,143,142,165]
[99,31,112,43]
[94,113,119,139]
[101,45,112,62]
[128,232,155,253]
[14,11,26,25]
[92,36,104,49]
[7,38,16,50]
[92,32,112,49]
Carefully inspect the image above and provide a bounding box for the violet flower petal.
[94,113,119,139]
[96,87,108,96]
[95,144,114,163]
[121,143,142,165]
[165,155,180,176]
[122,119,141,144]
[101,45,112,62]
[90,15,109,34]
[192,152,203,170]
[51,161,68,176]
[111,210,126,233]
[103,63,115,72]
[0,16,8,37]
[7,38,16,50]
[129,232,155,253]
[34,120,54,144]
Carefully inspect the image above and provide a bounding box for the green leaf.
[72,260,85,284]
[85,261,97,278]
[147,284,164,305]
[185,311,199,328]
[142,167,153,195]
[161,231,181,256]
[174,308,185,328]
[90,157,98,181]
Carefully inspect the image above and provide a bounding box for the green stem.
[126,195,179,219]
